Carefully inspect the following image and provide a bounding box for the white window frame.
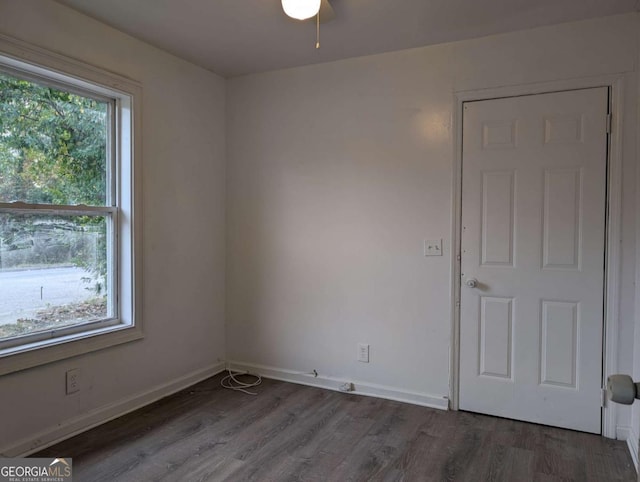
[0,34,143,375]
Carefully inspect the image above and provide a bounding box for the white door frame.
[449,75,626,439]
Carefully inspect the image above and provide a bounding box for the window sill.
[0,323,143,376]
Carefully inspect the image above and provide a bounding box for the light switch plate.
[424,239,443,256]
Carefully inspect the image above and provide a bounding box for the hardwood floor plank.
[382,430,440,481]
[35,375,636,482]
[504,446,536,481]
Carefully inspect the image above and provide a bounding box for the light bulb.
[281,0,321,20]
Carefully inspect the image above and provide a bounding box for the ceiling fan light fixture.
[281,0,321,20]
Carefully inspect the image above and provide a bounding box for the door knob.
[465,278,478,288]
[607,375,640,405]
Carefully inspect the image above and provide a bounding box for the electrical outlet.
[358,343,370,363]
[424,239,443,256]
[66,368,80,395]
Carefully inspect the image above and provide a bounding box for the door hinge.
[606,113,612,134]
[601,387,608,407]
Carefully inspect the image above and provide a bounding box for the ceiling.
[55,0,638,78]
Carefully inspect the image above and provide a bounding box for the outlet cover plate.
[66,368,80,394]
[358,343,370,363]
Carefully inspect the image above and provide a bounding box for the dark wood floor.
[37,374,635,481]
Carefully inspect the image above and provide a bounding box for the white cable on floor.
[220,368,262,395]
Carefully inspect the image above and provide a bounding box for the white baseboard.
[617,425,638,472]
[1,362,226,457]
[227,360,449,410]
[627,427,639,472]
[617,425,630,441]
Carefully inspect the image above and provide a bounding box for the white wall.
[0,1,227,454]
[227,13,639,427]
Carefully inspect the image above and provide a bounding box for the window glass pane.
[0,71,108,206]
[0,213,110,340]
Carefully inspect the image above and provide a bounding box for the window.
[0,37,142,374]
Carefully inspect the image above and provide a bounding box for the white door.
[459,88,609,434]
